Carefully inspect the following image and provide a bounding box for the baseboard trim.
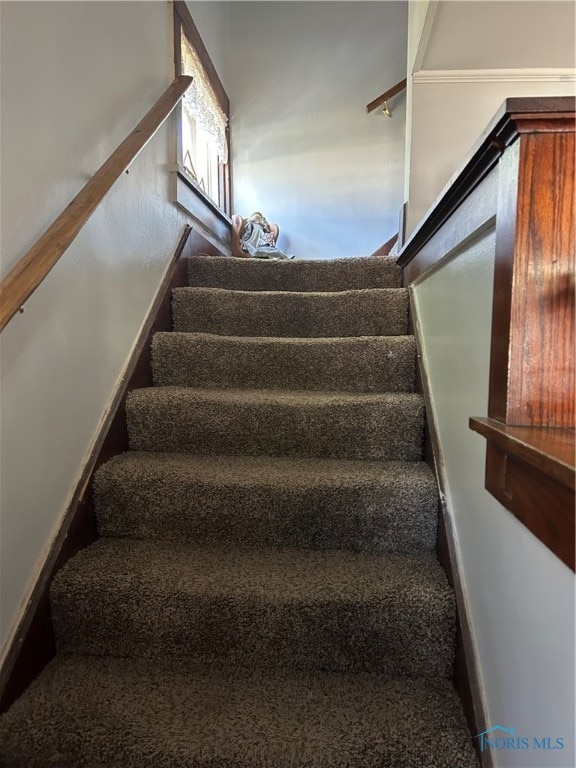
[408,288,490,764]
[0,224,226,714]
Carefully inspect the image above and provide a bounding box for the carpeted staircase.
[0,255,478,767]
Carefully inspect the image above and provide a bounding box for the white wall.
[407,0,431,75]
[402,0,433,207]
[219,1,408,259]
[186,1,231,92]
[414,231,575,767]
[423,1,576,71]
[0,1,194,654]
[404,0,576,235]
[407,76,576,234]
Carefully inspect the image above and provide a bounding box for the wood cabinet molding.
[398,96,575,570]
[398,97,575,274]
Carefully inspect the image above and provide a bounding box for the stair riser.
[95,467,438,554]
[51,587,455,678]
[126,391,425,462]
[173,288,409,337]
[188,256,403,292]
[152,334,416,393]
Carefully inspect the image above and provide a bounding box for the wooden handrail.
[0,75,193,333]
[370,233,398,257]
[366,78,407,114]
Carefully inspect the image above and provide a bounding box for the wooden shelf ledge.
[470,418,575,490]
[470,417,575,570]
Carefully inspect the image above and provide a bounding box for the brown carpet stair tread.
[173,286,409,337]
[152,332,416,392]
[188,254,403,292]
[95,452,438,553]
[51,539,455,677]
[0,656,478,768]
[0,253,478,766]
[126,387,425,461]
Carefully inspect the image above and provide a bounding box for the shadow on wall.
[225,1,408,259]
[232,104,407,260]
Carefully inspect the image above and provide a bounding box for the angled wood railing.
[0,75,193,333]
[366,78,407,114]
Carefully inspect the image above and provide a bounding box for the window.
[173,2,231,217]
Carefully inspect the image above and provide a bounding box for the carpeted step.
[173,287,408,337]
[188,254,403,292]
[0,655,479,768]
[126,387,425,461]
[50,539,455,678]
[152,332,416,392]
[0,250,477,767]
[95,453,438,554]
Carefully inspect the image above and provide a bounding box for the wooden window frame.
[173,1,231,222]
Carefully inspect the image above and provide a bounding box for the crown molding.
[413,68,576,85]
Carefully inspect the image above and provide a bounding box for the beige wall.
[414,226,575,766]
[0,1,193,655]
[405,0,576,235]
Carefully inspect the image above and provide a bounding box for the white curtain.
[181,33,228,164]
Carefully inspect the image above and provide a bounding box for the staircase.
[0,255,478,767]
